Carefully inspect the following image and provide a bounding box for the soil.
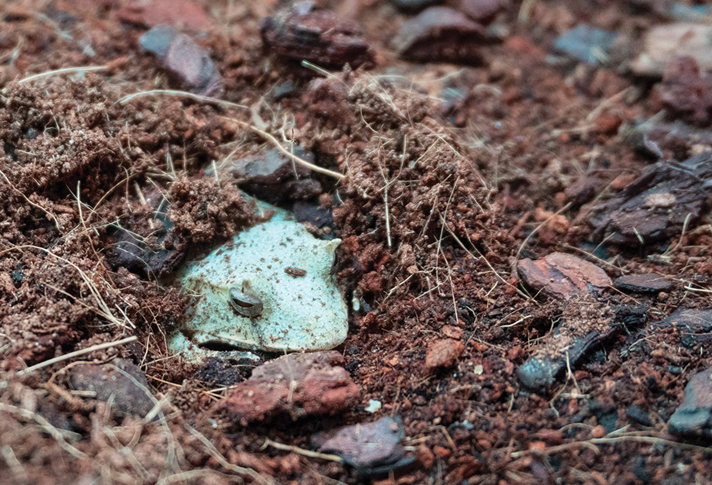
[0,1,711,484]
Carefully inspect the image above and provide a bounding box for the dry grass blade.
[18,65,108,84]
[225,118,346,181]
[262,438,343,463]
[186,425,274,485]
[19,336,137,375]
[117,89,247,110]
[0,403,85,459]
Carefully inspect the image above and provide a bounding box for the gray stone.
[554,25,617,64]
[614,274,672,293]
[669,366,712,439]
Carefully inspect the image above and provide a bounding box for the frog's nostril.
[228,287,263,317]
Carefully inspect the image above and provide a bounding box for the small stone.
[614,274,672,293]
[517,252,612,300]
[117,0,212,31]
[416,445,435,469]
[260,2,375,69]
[216,351,359,424]
[459,0,507,23]
[654,308,712,349]
[389,0,443,13]
[590,425,606,438]
[442,325,464,339]
[313,416,405,469]
[626,404,653,427]
[365,399,382,413]
[425,339,465,371]
[657,56,712,125]
[393,7,488,64]
[227,148,322,204]
[669,366,712,439]
[70,359,154,418]
[631,23,712,77]
[140,25,223,96]
[554,25,617,65]
[432,445,451,458]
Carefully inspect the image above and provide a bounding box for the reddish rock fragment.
[70,359,154,418]
[517,252,611,300]
[614,274,672,293]
[140,25,223,96]
[216,351,360,425]
[425,338,464,371]
[260,1,375,69]
[313,417,405,469]
[658,56,712,125]
[117,0,212,31]
[393,7,488,64]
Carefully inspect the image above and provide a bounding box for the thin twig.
[18,65,108,84]
[226,118,346,181]
[261,438,343,462]
[0,403,85,458]
[118,89,247,110]
[19,336,137,375]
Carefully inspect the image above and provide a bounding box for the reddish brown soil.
[1,1,711,484]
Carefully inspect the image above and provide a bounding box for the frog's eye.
[228,288,263,317]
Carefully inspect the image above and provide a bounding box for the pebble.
[668,366,712,439]
[225,148,322,205]
[117,0,212,31]
[554,25,617,64]
[140,25,224,96]
[626,404,653,427]
[416,444,435,468]
[459,0,506,23]
[393,7,488,64]
[70,359,154,418]
[580,153,712,245]
[590,425,606,438]
[658,56,712,125]
[614,274,672,293]
[516,252,612,300]
[425,338,465,371]
[260,1,375,69]
[654,308,712,349]
[313,416,405,469]
[216,351,359,424]
[389,0,442,13]
[631,23,712,77]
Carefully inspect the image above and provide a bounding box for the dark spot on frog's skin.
[228,288,263,317]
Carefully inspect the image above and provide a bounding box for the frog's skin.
[168,208,347,360]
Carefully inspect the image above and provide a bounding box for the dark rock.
[105,199,186,279]
[614,274,672,293]
[313,416,405,469]
[70,359,154,418]
[117,0,213,31]
[656,308,712,349]
[215,351,360,425]
[293,202,334,230]
[140,25,224,97]
[554,25,617,65]
[581,154,712,245]
[516,252,612,300]
[565,176,604,208]
[626,404,653,427]
[459,0,507,23]
[669,366,712,439]
[228,148,322,204]
[390,0,442,13]
[393,7,488,64]
[633,121,712,162]
[260,1,375,70]
[272,81,299,101]
[518,299,646,390]
[658,56,712,125]
[195,357,245,387]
